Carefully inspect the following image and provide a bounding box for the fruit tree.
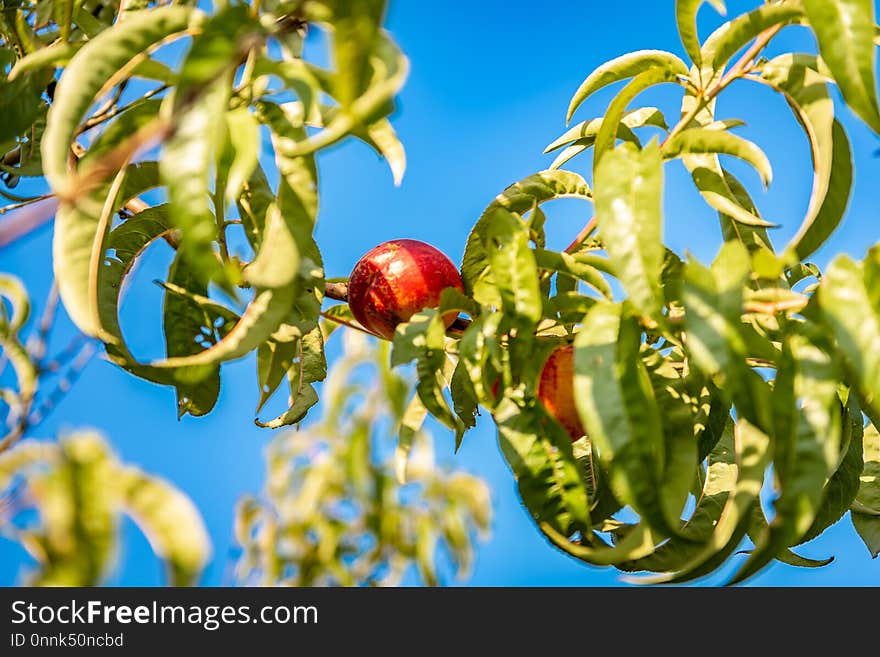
[1,0,880,585]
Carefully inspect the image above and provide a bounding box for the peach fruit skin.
[347,239,464,340]
[537,345,587,441]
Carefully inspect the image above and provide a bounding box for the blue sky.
[2,0,879,586]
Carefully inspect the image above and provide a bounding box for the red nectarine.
[537,345,586,441]
[347,239,464,340]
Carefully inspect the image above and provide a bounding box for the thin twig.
[319,309,378,338]
[25,342,97,430]
[563,216,597,254]
[0,193,53,216]
[39,334,93,374]
[75,83,169,137]
[662,23,785,149]
[27,281,59,365]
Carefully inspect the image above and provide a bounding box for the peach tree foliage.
[0,0,878,586]
[0,430,211,586]
[235,331,491,586]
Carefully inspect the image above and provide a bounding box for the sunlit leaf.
[593,69,682,166]
[663,127,772,187]
[566,50,688,123]
[119,465,211,586]
[676,0,726,68]
[759,55,853,261]
[727,333,842,584]
[700,3,804,73]
[495,397,591,536]
[852,422,880,515]
[223,107,260,204]
[42,5,202,194]
[819,249,880,427]
[803,0,880,134]
[594,141,665,321]
[574,303,683,536]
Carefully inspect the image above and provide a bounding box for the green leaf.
[803,0,880,134]
[236,163,274,251]
[450,354,478,433]
[254,381,318,429]
[819,250,880,425]
[545,107,667,170]
[0,69,51,143]
[161,76,230,290]
[256,339,299,415]
[690,165,775,229]
[162,253,222,418]
[795,396,865,545]
[81,99,163,166]
[852,512,880,557]
[546,107,667,153]
[727,333,842,584]
[852,422,880,515]
[325,0,388,108]
[462,169,592,306]
[42,5,202,194]
[566,50,688,123]
[663,127,772,187]
[391,310,464,441]
[475,206,542,326]
[682,242,774,432]
[701,3,805,73]
[98,204,176,384]
[395,392,428,484]
[223,107,260,204]
[175,4,256,91]
[676,0,727,68]
[593,69,682,166]
[533,249,613,299]
[0,273,30,334]
[593,141,665,321]
[281,33,408,157]
[6,41,77,80]
[495,397,591,536]
[119,466,211,586]
[617,418,736,575]
[573,303,683,537]
[53,0,76,41]
[361,118,406,186]
[631,419,771,584]
[759,56,853,261]
[255,326,325,429]
[154,133,319,373]
[0,440,57,492]
[27,433,118,586]
[454,313,503,410]
[53,170,127,339]
[252,57,321,118]
[716,169,775,250]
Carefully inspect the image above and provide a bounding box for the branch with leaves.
[0,429,210,586]
[3,0,880,587]
[377,0,880,582]
[236,332,491,586]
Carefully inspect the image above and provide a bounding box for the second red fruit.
[348,239,464,340]
[537,345,586,441]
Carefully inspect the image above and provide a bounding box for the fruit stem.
[324,281,349,302]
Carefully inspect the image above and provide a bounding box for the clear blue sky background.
[2,0,879,586]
